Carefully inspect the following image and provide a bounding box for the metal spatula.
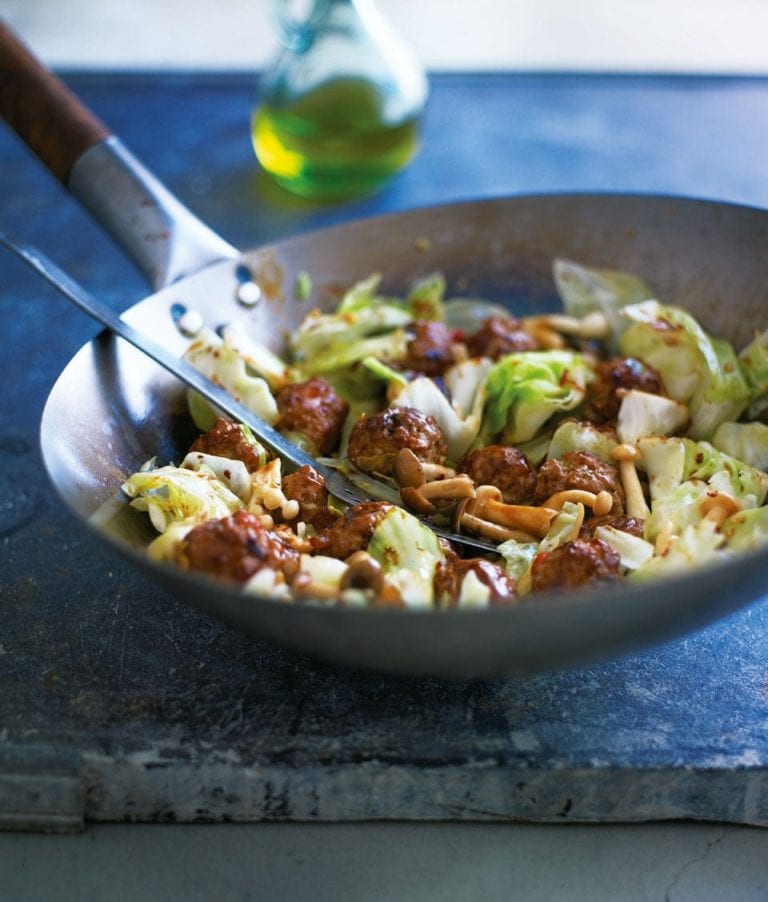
[1,233,497,554]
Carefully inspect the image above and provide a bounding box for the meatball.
[188,417,266,472]
[580,514,645,539]
[311,501,393,560]
[586,356,665,422]
[434,557,517,607]
[457,445,536,504]
[275,376,349,456]
[534,451,625,514]
[347,407,447,476]
[402,320,456,377]
[465,315,538,359]
[176,510,300,584]
[280,465,337,531]
[530,537,621,593]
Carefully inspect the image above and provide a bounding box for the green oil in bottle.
[252,78,420,201]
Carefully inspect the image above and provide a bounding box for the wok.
[3,25,768,678]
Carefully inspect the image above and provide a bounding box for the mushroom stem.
[468,487,557,538]
[420,475,475,502]
[700,492,741,527]
[542,311,610,338]
[400,485,436,514]
[393,448,426,488]
[618,459,650,520]
[458,510,538,543]
[610,442,649,520]
[341,551,385,593]
[421,462,457,482]
[542,489,605,512]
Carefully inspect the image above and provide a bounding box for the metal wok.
[3,26,768,678]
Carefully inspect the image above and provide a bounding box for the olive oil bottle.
[253,0,427,201]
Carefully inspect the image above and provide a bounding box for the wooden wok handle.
[0,21,111,183]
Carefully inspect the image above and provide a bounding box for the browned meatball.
[347,407,447,476]
[281,465,337,531]
[310,501,393,560]
[188,417,266,472]
[580,514,645,539]
[457,445,537,504]
[530,537,621,593]
[176,510,300,584]
[275,376,349,456]
[534,451,625,514]
[434,557,517,607]
[465,315,538,359]
[586,356,665,422]
[402,320,456,376]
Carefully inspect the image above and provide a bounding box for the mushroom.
[523,320,567,349]
[393,448,456,488]
[341,551,403,607]
[454,497,539,543]
[540,311,610,339]
[420,475,475,503]
[467,485,557,538]
[541,488,613,516]
[421,462,457,482]
[393,448,426,488]
[292,571,341,601]
[341,551,385,593]
[400,485,436,514]
[400,473,474,514]
[699,492,741,527]
[610,443,651,520]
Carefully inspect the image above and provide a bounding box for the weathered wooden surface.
[2,73,768,828]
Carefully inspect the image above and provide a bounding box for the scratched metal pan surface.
[39,192,768,678]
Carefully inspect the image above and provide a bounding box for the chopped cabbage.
[638,435,768,541]
[616,390,688,445]
[122,463,243,533]
[456,570,492,608]
[547,419,617,463]
[244,567,292,600]
[294,553,348,598]
[539,501,585,552]
[183,327,278,426]
[405,272,446,321]
[292,319,409,376]
[631,519,727,581]
[181,451,252,502]
[594,525,654,570]
[553,258,653,349]
[619,301,750,439]
[147,521,194,563]
[336,273,386,313]
[712,421,768,471]
[721,506,768,552]
[497,540,539,582]
[481,350,592,444]
[389,358,491,461]
[738,328,768,416]
[219,323,295,390]
[367,507,445,608]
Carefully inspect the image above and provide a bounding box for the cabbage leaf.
[481,350,592,444]
[619,301,750,439]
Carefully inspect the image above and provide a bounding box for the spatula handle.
[0,20,111,183]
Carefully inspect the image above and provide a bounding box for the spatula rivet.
[177,309,204,336]
[237,281,261,307]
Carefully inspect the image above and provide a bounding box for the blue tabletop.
[2,72,768,828]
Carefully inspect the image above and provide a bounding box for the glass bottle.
[252,0,428,201]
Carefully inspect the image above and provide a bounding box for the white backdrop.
[3,0,768,73]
